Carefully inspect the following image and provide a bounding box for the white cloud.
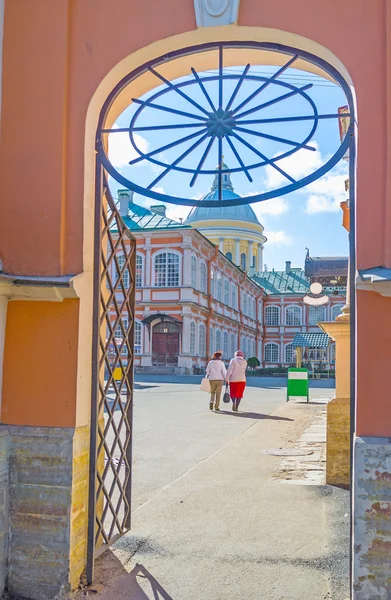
[165,204,191,222]
[264,141,323,189]
[263,141,348,215]
[108,126,149,169]
[266,231,293,246]
[251,197,290,219]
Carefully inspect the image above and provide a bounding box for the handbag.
[200,377,211,393]
[223,383,230,403]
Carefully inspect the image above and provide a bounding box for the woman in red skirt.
[226,350,248,412]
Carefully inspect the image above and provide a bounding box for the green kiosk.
[286,333,330,402]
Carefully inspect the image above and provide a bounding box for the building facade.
[113,177,346,372]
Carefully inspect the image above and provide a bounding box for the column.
[145,243,152,287]
[247,241,253,271]
[257,244,263,271]
[219,237,224,253]
[235,239,240,265]
[183,245,192,286]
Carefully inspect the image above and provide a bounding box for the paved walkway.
[79,380,349,600]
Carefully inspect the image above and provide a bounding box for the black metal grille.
[87,164,135,583]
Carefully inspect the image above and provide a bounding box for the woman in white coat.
[206,351,227,411]
[226,350,247,412]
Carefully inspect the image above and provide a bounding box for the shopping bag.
[200,377,211,393]
[223,383,230,403]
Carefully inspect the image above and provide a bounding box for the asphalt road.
[89,377,349,600]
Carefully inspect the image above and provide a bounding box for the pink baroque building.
[113,179,346,373]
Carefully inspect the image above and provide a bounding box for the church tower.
[185,163,266,271]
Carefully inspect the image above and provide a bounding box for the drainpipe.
[206,245,219,361]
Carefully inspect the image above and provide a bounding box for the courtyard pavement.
[80,377,349,600]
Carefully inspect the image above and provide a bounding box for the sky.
[107,65,349,271]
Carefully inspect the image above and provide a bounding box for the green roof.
[251,269,309,295]
[120,203,190,231]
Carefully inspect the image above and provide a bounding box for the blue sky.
[108,66,349,270]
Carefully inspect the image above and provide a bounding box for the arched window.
[136,254,143,287]
[226,251,232,261]
[224,279,230,305]
[135,322,142,354]
[223,331,229,357]
[114,316,128,339]
[209,327,214,354]
[308,306,326,325]
[199,323,206,357]
[217,273,222,301]
[285,305,301,326]
[210,270,215,297]
[243,293,248,316]
[285,344,296,364]
[230,333,236,357]
[154,252,180,287]
[231,284,237,309]
[252,255,256,268]
[190,322,196,355]
[200,262,207,294]
[240,253,246,270]
[116,254,129,289]
[191,255,197,288]
[331,304,344,320]
[265,342,279,363]
[216,329,221,351]
[242,337,247,357]
[265,305,280,326]
[252,298,256,319]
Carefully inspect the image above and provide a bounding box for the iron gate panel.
[87,165,136,583]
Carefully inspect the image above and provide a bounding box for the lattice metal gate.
[87,165,136,583]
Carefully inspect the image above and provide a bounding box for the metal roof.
[292,333,330,348]
[120,203,189,231]
[251,269,309,295]
[304,256,348,278]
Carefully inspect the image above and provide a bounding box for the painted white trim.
[151,248,182,288]
[194,0,240,27]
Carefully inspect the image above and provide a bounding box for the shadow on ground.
[215,410,294,421]
[78,550,173,599]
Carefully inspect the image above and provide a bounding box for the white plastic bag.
[200,377,211,393]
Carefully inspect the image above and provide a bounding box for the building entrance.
[152,322,180,366]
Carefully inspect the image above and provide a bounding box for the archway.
[87,37,356,587]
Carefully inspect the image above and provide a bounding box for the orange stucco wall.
[0,0,390,435]
[1,300,79,427]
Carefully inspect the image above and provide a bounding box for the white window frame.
[215,329,221,351]
[198,323,206,357]
[231,283,237,310]
[285,305,301,326]
[153,250,181,287]
[190,321,196,355]
[217,272,222,302]
[209,326,214,354]
[136,253,144,288]
[210,269,215,297]
[191,255,197,289]
[224,279,230,305]
[223,331,229,357]
[331,304,344,320]
[115,254,130,289]
[200,261,207,294]
[230,332,236,357]
[284,343,296,364]
[134,321,142,355]
[308,305,326,326]
[265,305,280,326]
[265,342,279,363]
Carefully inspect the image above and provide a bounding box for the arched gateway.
[0,2,390,599]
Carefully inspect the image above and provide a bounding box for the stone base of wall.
[326,397,350,488]
[0,424,90,600]
[353,436,391,599]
